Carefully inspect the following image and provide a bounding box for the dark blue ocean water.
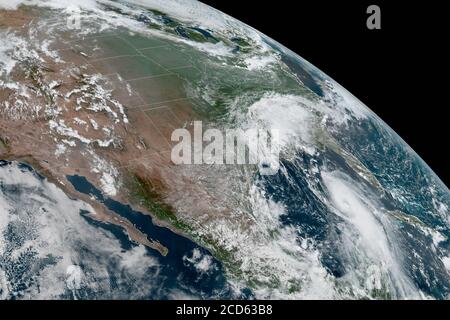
[66,175,251,299]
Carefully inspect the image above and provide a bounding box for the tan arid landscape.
[1,0,449,300]
[0,8,206,255]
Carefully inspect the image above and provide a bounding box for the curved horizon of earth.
[0,0,449,299]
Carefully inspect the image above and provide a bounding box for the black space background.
[200,0,450,188]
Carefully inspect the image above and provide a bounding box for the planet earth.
[0,0,449,300]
